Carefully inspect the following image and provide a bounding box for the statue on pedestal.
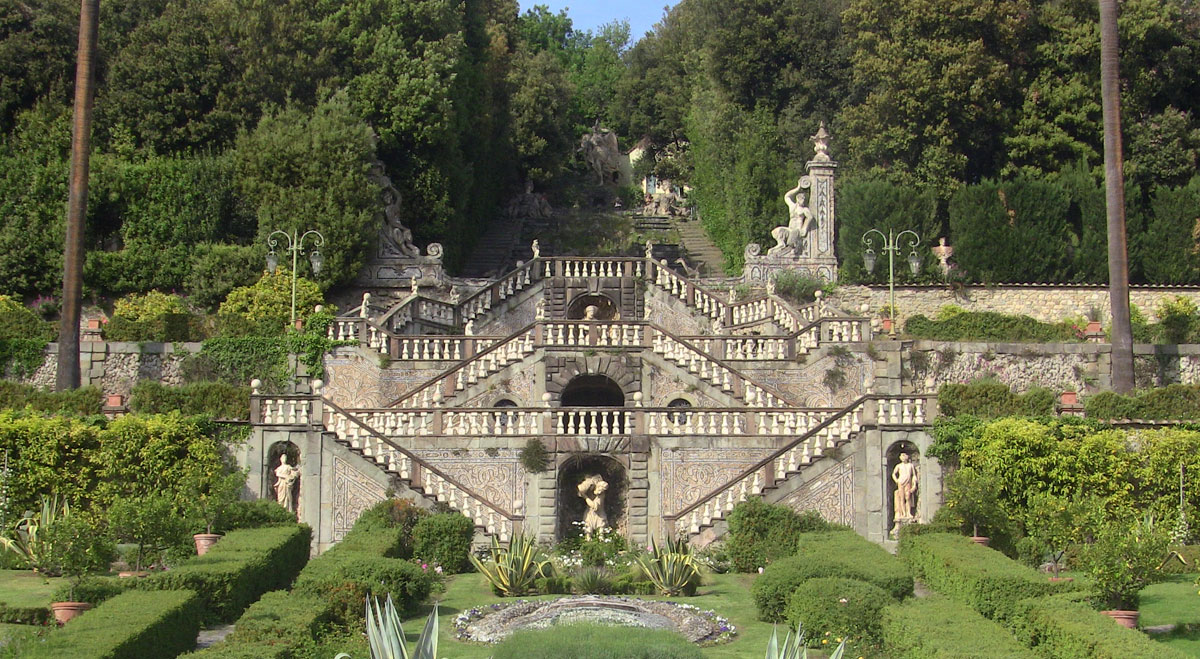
[768,176,816,257]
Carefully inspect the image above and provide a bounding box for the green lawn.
[400,572,835,659]
[1141,574,1200,628]
[0,570,63,609]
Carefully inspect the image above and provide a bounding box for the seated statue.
[767,176,816,257]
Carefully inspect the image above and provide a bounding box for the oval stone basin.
[455,596,734,645]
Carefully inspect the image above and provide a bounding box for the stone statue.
[768,176,816,257]
[577,474,609,533]
[728,288,737,304]
[583,305,598,321]
[410,278,420,297]
[931,237,954,276]
[892,452,918,522]
[535,297,547,320]
[359,292,371,319]
[369,161,421,259]
[578,124,622,185]
[712,316,723,335]
[448,286,461,304]
[766,277,777,297]
[531,240,540,259]
[644,240,655,260]
[465,319,475,336]
[274,453,300,514]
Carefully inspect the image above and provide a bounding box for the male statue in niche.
[274,453,300,514]
[577,474,609,532]
[891,452,918,522]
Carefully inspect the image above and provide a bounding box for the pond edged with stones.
[453,596,736,646]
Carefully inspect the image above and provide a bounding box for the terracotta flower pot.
[117,570,149,578]
[1086,320,1102,334]
[106,394,124,408]
[1048,576,1074,583]
[970,536,991,547]
[193,533,222,555]
[50,601,92,625]
[86,318,102,330]
[1060,391,1078,406]
[1101,609,1139,629]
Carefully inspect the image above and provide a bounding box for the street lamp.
[266,229,325,327]
[862,228,922,338]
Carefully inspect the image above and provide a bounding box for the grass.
[398,571,836,659]
[0,570,63,609]
[1140,574,1200,628]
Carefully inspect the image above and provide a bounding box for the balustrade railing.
[649,327,792,407]
[542,321,644,348]
[388,325,538,408]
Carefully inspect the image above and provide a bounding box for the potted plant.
[944,467,1006,546]
[109,493,186,576]
[1081,516,1169,628]
[189,471,245,555]
[0,495,66,573]
[1085,306,1103,336]
[46,514,115,624]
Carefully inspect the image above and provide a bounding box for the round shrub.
[784,577,894,652]
[752,554,904,622]
[412,512,475,573]
[353,498,430,559]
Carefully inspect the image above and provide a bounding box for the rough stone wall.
[740,348,875,408]
[643,288,709,336]
[13,342,193,395]
[831,284,1200,326]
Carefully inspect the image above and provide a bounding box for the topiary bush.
[292,552,432,624]
[783,577,894,654]
[412,511,475,573]
[350,498,430,559]
[218,271,324,334]
[1013,592,1191,658]
[726,499,830,572]
[490,622,703,659]
[794,529,913,599]
[103,291,202,342]
[0,381,103,415]
[24,590,203,659]
[752,551,910,622]
[1084,384,1200,420]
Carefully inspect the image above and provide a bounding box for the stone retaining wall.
[14,342,198,396]
[830,284,1200,325]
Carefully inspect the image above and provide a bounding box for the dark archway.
[567,293,619,320]
[561,375,624,407]
[557,454,627,540]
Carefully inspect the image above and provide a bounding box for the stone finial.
[448,286,461,304]
[542,392,552,407]
[632,392,643,407]
[311,379,324,393]
[728,288,737,304]
[811,121,832,162]
[644,239,655,260]
[535,297,547,320]
[250,379,262,395]
[465,319,475,336]
[766,277,777,296]
[410,278,419,296]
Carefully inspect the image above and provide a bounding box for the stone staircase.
[460,216,524,278]
[672,216,725,276]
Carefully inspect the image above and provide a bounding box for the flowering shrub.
[783,577,894,656]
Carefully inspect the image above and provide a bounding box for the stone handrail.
[542,321,645,348]
[648,258,725,321]
[542,257,643,279]
[678,335,793,361]
[323,400,520,540]
[461,258,541,323]
[386,323,538,408]
[648,325,796,407]
[663,395,931,536]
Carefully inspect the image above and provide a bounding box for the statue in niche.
[931,238,955,276]
[577,474,609,532]
[583,305,598,321]
[369,162,421,259]
[768,176,816,257]
[274,453,300,514]
[892,452,919,522]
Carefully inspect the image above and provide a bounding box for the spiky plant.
[469,535,549,596]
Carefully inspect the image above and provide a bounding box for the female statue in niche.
[274,453,300,514]
[577,474,609,532]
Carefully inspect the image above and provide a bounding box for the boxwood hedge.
[1012,593,1191,658]
[881,594,1038,658]
[25,590,202,659]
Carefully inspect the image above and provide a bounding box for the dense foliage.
[937,381,1057,419]
[783,577,893,654]
[1084,383,1200,420]
[726,498,831,573]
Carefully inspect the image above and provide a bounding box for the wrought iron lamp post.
[266,229,325,327]
[862,228,922,339]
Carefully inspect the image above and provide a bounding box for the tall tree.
[57,0,98,391]
[1100,0,1133,391]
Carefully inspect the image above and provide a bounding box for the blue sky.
[517,1,674,43]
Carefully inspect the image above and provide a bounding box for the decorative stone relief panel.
[644,289,706,336]
[660,448,776,516]
[777,458,853,527]
[743,352,872,408]
[477,299,536,337]
[325,356,439,408]
[645,365,725,407]
[460,367,536,407]
[909,349,1090,395]
[331,456,388,542]
[412,449,525,513]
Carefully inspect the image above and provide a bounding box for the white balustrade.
[877,397,926,425]
[554,410,632,435]
[394,329,536,408]
[396,337,464,361]
[260,398,311,425]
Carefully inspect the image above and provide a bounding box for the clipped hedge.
[0,602,51,625]
[794,529,914,599]
[0,381,103,415]
[292,550,431,623]
[25,590,202,659]
[881,594,1037,658]
[490,623,703,659]
[103,313,203,342]
[1084,384,1200,420]
[938,380,1056,418]
[898,533,1073,623]
[140,524,311,623]
[1013,593,1191,658]
[184,590,337,658]
[128,381,251,420]
[753,530,913,622]
[905,312,1079,343]
[784,577,894,652]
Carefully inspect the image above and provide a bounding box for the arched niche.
[561,374,625,407]
[556,454,628,540]
[567,293,620,320]
[886,441,921,535]
[268,441,301,516]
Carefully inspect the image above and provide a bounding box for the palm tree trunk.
[56,0,100,391]
[1099,0,1134,393]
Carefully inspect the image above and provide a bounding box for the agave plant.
[634,536,700,596]
[0,496,67,571]
[469,534,549,596]
[764,623,847,659]
[336,595,438,659]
